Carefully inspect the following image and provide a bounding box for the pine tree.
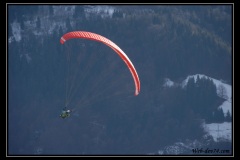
[215,108,225,123]
[186,77,198,114]
[225,110,231,122]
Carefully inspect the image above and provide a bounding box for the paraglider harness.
[60,107,71,119]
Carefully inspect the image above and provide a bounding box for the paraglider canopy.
[60,31,140,96]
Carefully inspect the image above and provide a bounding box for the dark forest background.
[8,5,232,155]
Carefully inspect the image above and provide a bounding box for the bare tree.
[217,84,228,100]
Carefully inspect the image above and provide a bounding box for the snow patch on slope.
[9,21,22,43]
[163,78,174,87]
[84,5,115,18]
[202,122,231,142]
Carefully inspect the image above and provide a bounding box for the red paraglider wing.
[60,31,140,96]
